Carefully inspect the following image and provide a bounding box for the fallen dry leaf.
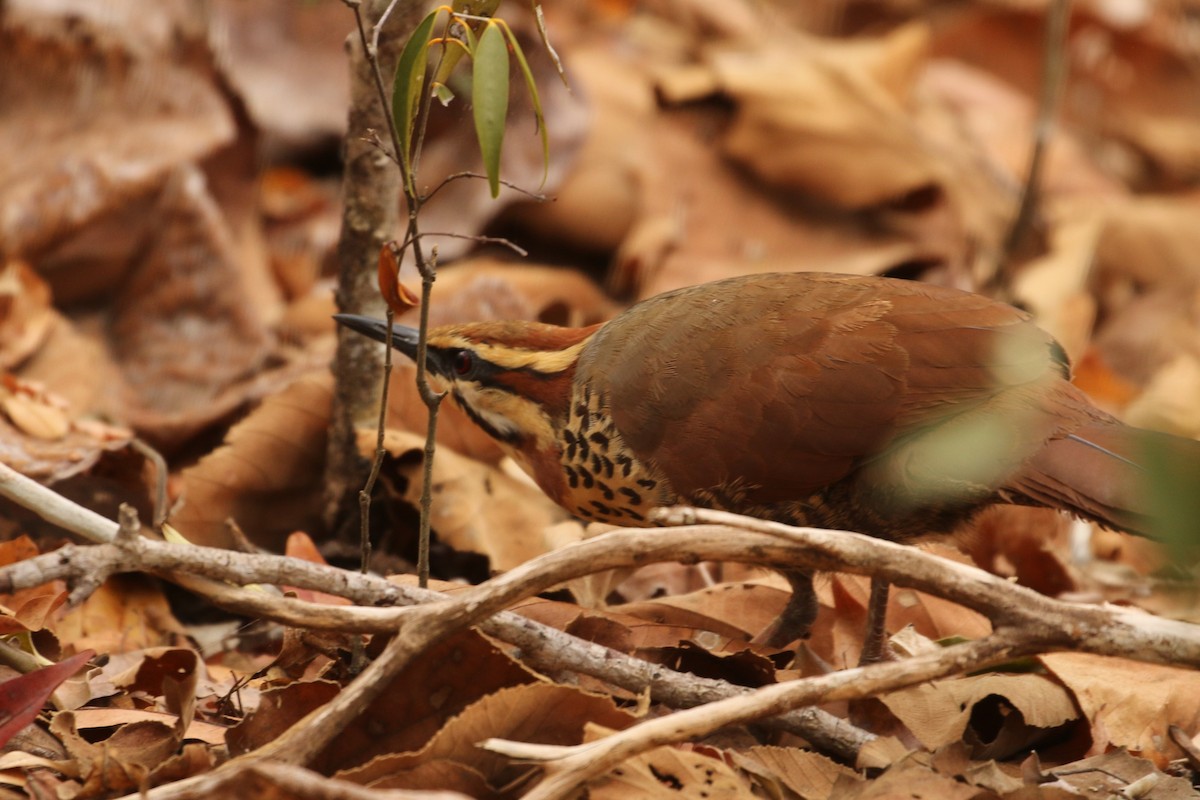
[171,374,331,551]
[368,429,574,572]
[880,671,1079,757]
[1041,651,1200,764]
[589,730,751,798]
[336,683,636,792]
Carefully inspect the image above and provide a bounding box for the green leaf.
[430,17,474,104]
[392,9,440,191]
[499,22,549,188]
[432,82,456,106]
[472,22,509,198]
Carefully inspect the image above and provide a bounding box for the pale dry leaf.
[1049,749,1196,799]
[851,753,981,799]
[209,0,351,152]
[1093,285,1200,387]
[713,25,938,209]
[1,392,68,441]
[335,683,636,790]
[1089,192,1200,319]
[313,630,540,775]
[1011,210,1104,361]
[737,746,861,800]
[531,37,930,300]
[171,374,332,550]
[0,0,235,257]
[111,166,275,445]
[922,60,1124,202]
[589,737,750,798]
[0,261,53,369]
[69,709,226,746]
[0,375,133,484]
[367,429,574,571]
[1040,652,1200,763]
[931,4,1200,186]
[54,577,189,662]
[617,581,787,644]
[1123,354,1200,438]
[418,259,618,332]
[502,44,651,257]
[880,672,1078,753]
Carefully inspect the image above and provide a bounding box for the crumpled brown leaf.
[0,0,235,257]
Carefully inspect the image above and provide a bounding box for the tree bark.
[325,0,422,536]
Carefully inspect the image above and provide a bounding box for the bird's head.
[335,315,600,453]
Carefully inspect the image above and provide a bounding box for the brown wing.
[578,272,1069,503]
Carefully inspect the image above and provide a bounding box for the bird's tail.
[1009,421,1200,540]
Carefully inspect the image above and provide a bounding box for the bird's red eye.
[453,350,474,376]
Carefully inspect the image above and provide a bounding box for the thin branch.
[348,1,413,193]
[498,633,1030,800]
[415,231,529,257]
[413,248,444,588]
[130,438,169,529]
[423,170,548,203]
[0,461,117,543]
[0,529,870,759]
[990,0,1072,295]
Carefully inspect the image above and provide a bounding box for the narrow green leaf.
[472,22,509,198]
[391,9,440,189]
[499,22,549,188]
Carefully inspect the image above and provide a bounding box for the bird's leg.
[752,570,817,648]
[858,577,891,665]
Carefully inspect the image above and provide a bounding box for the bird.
[336,271,1200,657]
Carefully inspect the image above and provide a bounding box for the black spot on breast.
[564,465,578,488]
[576,505,594,518]
[590,500,615,516]
[579,438,590,459]
[579,469,594,489]
[566,441,577,460]
[589,432,609,448]
[563,429,576,445]
[637,478,657,490]
[599,456,614,478]
[597,481,614,501]
[590,454,602,475]
[619,487,641,505]
[616,455,633,477]
[626,509,645,522]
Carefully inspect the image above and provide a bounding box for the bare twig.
[115,758,471,800]
[0,527,870,759]
[413,248,444,588]
[416,231,529,257]
[4,463,1198,768]
[130,438,169,529]
[0,461,117,543]
[423,171,548,203]
[497,633,1030,800]
[990,0,1072,295]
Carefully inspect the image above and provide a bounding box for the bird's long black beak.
[333,314,421,361]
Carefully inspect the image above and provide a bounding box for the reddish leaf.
[377,243,419,315]
[0,650,93,748]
